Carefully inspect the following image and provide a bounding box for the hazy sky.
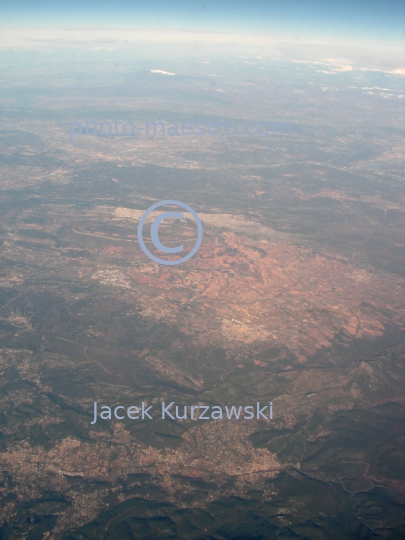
[1,0,404,42]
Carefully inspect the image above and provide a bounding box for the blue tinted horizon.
[1,0,404,42]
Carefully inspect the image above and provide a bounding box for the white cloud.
[150,69,175,75]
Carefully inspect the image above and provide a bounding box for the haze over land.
[0,4,405,537]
